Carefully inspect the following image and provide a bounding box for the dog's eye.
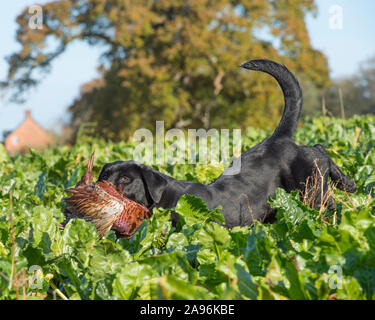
[101,173,109,180]
[119,177,130,184]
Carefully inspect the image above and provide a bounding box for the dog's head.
[98,160,168,209]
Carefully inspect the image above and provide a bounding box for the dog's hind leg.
[314,144,357,193]
[329,162,357,193]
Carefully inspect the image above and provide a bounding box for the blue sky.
[1,0,375,136]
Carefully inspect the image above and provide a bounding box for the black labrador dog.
[98,59,356,228]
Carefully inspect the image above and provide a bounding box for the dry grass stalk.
[300,159,361,224]
[238,193,255,223]
[300,160,332,213]
[9,191,19,300]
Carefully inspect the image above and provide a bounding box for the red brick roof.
[4,110,52,154]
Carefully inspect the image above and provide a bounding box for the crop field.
[0,116,374,300]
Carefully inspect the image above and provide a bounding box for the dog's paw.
[326,196,337,210]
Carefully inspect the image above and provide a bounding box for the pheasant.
[62,152,151,239]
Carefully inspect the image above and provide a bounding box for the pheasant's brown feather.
[63,152,150,239]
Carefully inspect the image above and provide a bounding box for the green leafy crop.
[0,116,374,300]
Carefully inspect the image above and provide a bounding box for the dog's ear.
[140,166,168,204]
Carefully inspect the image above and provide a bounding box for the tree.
[2,0,330,141]
[323,55,375,118]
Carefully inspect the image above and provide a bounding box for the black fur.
[99,59,356,228]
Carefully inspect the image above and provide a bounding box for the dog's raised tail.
[240,59,302,139]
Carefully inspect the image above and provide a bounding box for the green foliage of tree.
[3,0,330,140]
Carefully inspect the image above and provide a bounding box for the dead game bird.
[63,152,151,239]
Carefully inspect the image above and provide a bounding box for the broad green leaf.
[175,194,225,225]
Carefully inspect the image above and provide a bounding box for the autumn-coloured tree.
[3,0,330,141]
